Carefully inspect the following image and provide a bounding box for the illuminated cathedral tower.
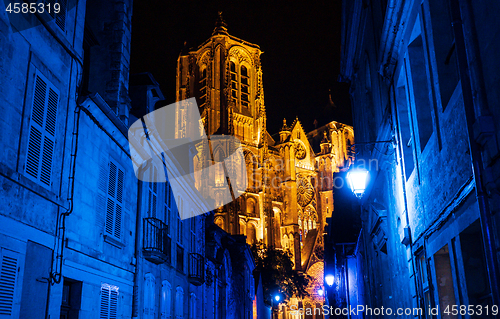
[175,13,272,242]
[175,15,355,312]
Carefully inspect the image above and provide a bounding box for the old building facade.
[0,2,256,319]
[175,15,354,317]
[339,0,500,318]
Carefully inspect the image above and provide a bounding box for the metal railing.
[143,217,170,264]
[188,253,205,285]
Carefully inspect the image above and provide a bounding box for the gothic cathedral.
[175,14,354,312]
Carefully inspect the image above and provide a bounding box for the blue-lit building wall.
[0,1,258,319]
[339,0,500,317]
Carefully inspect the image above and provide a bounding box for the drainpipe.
[449,0,500,306]
[132,178,143,318]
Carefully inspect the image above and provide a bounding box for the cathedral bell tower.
[175,13,267,235]
[175,12,265,146]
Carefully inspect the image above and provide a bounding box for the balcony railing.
[143,217,171,264]
[188,253,205,286]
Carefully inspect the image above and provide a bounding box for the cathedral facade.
[174,15,354,314]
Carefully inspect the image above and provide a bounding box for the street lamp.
[346,167,369,198]
[272,293,282,319]
[318,289,324,296]
[325,274,335,287]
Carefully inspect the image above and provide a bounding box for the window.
[148,166,158,218]
[60,278,82,318]
[396,69,416,179]
[42,0,67,31]
[424,0,459,109]
[175,286,184,319]
[160,280,171,319]
[164,183,172,234]
[0,248,19,316]
[176,197,183,243]
[176,245,184,273]
[230,62,238,99]
[190,217,196,253]
[100,283,119,319]
[199,67,207,108]
[25,70,59,188]
[240,66,250,108]
[416,251,431,318]
[229,61,251,112]
[144,273,156,319]
[98,160,124,241]
[406,16,433,151]
[433,245,456,317]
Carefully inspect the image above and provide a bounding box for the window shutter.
[41,0,67,31]
[26,71,59,188]
[115,168,124,238]
[0,249,18,316]
[55,0,67,31]
[100,283,119,319]
[104,162,124,240]
[96,156,108,229]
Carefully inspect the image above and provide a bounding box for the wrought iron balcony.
[188,253,205,286]
[143,217,171,264]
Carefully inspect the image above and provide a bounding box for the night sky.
[130,0,352,135]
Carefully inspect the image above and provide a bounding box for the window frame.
[98,158,125,245]
[24,69,60,189]
[100,283,119,319]
[228,60,252,113]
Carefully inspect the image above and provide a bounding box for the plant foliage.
[251,242,311,305]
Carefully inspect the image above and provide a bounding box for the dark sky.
[130,0,352,134]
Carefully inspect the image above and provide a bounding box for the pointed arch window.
[230,62,238,99]
[240,65,250,108]
[199,67,207,108]
[229,61,251,112]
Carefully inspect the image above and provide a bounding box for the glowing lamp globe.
[325,274,335,287]
[318,289,324,296]
[274,295,280,302]
[347,168,369,198]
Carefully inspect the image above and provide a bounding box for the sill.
[104,234,125,248]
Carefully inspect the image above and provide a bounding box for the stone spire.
[212,12,229,36]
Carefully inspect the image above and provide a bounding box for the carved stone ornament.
[294,140,307,160]
[297,175,314,208]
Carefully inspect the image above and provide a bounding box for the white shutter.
[0,249,18,316]
[103,161,124,240]
[26,71,59,188]
[100,283,119,319]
